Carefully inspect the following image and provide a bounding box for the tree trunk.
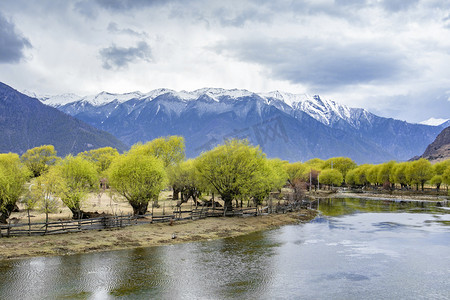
[0,202,17,224]
[172,186,179,200]
[222,194,233,212]
[132,202,149,215]
[70,208,83,220]
[0,213,8,224]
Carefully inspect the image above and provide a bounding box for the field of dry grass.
[1,190,317,260]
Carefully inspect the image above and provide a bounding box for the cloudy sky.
[1,0,450,124]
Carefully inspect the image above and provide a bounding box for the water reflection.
[0,198,449,299]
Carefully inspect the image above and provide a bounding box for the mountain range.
[34,87,448,164]
[0,82,127,156]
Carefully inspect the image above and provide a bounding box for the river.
[0,198,449,299]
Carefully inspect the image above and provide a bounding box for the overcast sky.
[1,0,450,123]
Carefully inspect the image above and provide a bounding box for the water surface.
[1,198,449,299]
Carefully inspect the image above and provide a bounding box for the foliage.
[20,145,58,177]
[0,153,31,223]
[250,158,288,205]
[433,160,450,175]
[319,169,343,187]
[305,158,324,170]
[406,158,433,191]
[108,153,167,215]
[321,157,357,181]
[430,175,443,191]
[442,166,450,186]
[285,162,308,186]
[26,169,60,225]
[377,161,396,186]
[168,159,202,204]
[391,162,409,188]
[345,164,371,186]
[366,164,380,185]
[77,147,119,174]
[129,136,185,168]
[195,140,269,210]
[55,155,99,219]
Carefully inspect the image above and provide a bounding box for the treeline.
[1,137,449,224]
[286,156,450,192]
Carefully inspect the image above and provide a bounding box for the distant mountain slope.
[0,82,128,156]
[38,88,445,163]
[418,126,450,162]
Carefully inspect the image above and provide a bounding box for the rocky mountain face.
[38,88,445,163]
[0,82,128,156]
[418,126,450,162]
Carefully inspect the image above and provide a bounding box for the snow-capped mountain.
[36,88,445,163]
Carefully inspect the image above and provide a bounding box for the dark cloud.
[380,0,420,12]
[74,1,99,19]
[107,22,148,38]
[0,12,31,63]
[99,41,152,69]
[214,38,407,89]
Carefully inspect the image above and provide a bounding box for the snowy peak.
[35,87,374,128]
[79,91,144,106]
[419,118,449,126]
[40,93,82,106]
[261,90,311,107]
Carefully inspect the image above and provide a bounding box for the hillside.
[0,82,128,156]
[419,126,450,162]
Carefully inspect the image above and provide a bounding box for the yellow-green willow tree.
[108,153,167,215]
[55,156,99,219]
[195,140,270,211]
[319,169,343,188]
[0,153,31,223]
[77,147,119,174]
[20,145,58,177]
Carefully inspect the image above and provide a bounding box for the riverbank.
[0,209,317,260]
[332,191,449,203]
[305,190,449,202]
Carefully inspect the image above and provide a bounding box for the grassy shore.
[0,209,317,261]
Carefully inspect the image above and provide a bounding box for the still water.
[1,198,449,299]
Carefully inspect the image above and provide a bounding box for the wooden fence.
[1,200,306,238]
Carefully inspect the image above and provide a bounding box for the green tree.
[366,164,380,185]
[168,159,202,205]
[321,157,357,181]
[250,158,288,205]
[319,169,343,188]
[130,136,185,200]
[433,159,450,175]
[430,175,443,191]
[305,158,324,170]
[377,161,396,189]
[78,147,119,174]
[407,159,433,191]
[28,168,60,228]
[195,139,267,211]
[0,153,31,223]
[346,164,371,187]
[108,153,167,215]
[55,156,99,219]
[285,162,308,187]
[20,145,58,177]
[129,136,185,168]
[391,162,409,189]
[442,166,450,188]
